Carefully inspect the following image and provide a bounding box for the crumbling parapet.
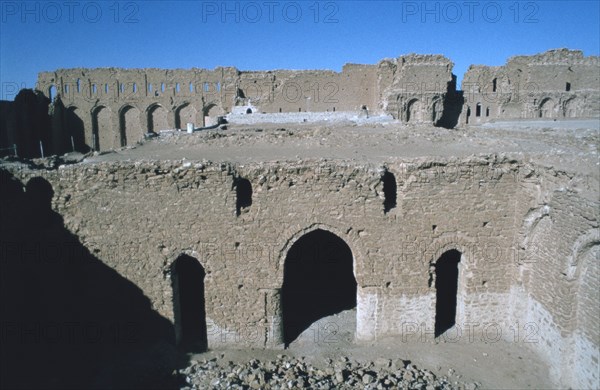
[24,49,600,155]
[379,54,455,125]
[462,49,600,124]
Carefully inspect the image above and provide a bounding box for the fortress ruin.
[1,49,598,157]
[0,49,598,389]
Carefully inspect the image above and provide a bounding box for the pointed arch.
[203,103,223,126]
[539,97,555,118]
[65,106,89,152]
[406,98,422,122]
[171,254,208,351]
[428,236,475,338]
[118,104,142,147]
[175,102,198,129]
[147,104,169,133]
[91,105,112,151]
[281,227,357,346]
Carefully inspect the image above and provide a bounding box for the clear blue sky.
[1,0,598,100]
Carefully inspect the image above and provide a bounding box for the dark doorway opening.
[173,254,207,351]
[382,170,397,213]
[282,229,357,346]
[234,178,252,216]
[435,249,461,337]
[246,108,252,114]
[65,107,88,153]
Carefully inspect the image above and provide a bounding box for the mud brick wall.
[3,154,597,388]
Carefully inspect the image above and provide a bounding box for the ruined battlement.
[508,48,600,66]
[461,49,600,124]
[1,49,598,158]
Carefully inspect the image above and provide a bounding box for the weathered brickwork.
[516,186,599,389]
[462,49,600,124]
[34,54,455,152]
[2,154,597,388]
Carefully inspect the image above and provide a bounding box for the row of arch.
[395,96,444,124]
[64,102,222,152]
[537,96,582,118]
[465,96,584,123]
[173,227,596,356]
[171,227,464,351]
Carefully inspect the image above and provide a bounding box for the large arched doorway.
[175,103,198,129]
[406,99,422,122]
[539,98,555,118]
[435,249,462,337]
[148,104,169,133]
[65,106,89,152]
[172,254,207,351]
[564,98,579,118]
[203,103,222,126]
[119,105,142,147]
[282,229,357,346]
[92,106,111,151]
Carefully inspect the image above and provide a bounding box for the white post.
[187,123,194,133]
[39,140,44,158]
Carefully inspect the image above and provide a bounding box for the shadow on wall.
[16,90,52,157]
[62,101,90,153]
[437,75,464,129]
[0,170,187,390]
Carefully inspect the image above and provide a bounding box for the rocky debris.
[2,151,90,170]
[178,355,479,390]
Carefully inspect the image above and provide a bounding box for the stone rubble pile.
[179,355,479,390]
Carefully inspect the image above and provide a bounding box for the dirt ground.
[86,118,597,166]
[189,309,555,389]
[86,118,597,389]
[87,118,599,195]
